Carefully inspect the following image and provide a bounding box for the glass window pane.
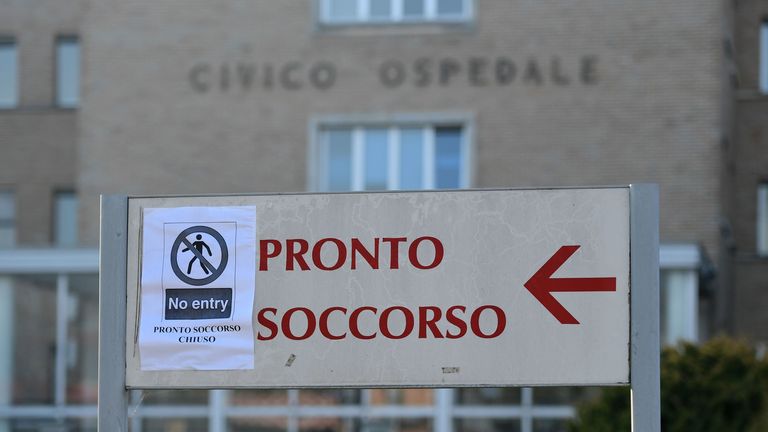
[10,418,96,431]
[66,274,98,404]
[761,22,768,93]
[364,128,389,191]
[0,41,17,108]
[8,275,57,404]
[370,0,392,18]
[0,277,14,407]
[400,128,424,190]
[55,191,79,247]
[434,126,462,189]
[74,418,97,432]
[326,129,353,191]
[328,0,359,20]
[76,418,98,432]
[142,418,208,432]
[56,37,80,107]
[367,418,431,432]
[300,388,361,405]
[456,418,521,432]
[758,183,768,254]
[0,227,12,248]
[0,190,15,248]
[403,0,426,17]
[369,388,433,405]
[457,388,521,405]
[0,190,13,219]
[301,418,363,431]
[660,269,698,344]
[437,0,464,15]
[228,418,288,432]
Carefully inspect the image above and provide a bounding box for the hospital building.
[1,0,768,430]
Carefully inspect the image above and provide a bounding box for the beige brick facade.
[0,0,83,245]
[729,0,768,341]
[79,0,726,259]
[10,0,768,342]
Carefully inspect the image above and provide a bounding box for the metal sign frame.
[97,185,659,431]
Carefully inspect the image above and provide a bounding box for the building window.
[56,36,80,108]
[658,244,703,345]
[315,121,469,191]
[54,191,78,247]
[660,269,698,345]
[0,190,14,248]
[0,251,100,430]
[0,39,18,108]
[761,21,768,93]
[758,183,768,255]
[319,0,473,25]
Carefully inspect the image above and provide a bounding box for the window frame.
[308,112,474,192]
[317,0,474,26]
[0,37,19,109]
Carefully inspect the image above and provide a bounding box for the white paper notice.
[139,206,256,370]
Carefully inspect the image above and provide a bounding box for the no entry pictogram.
[170,225,228,286]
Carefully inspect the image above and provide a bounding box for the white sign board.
[125,188,630,388]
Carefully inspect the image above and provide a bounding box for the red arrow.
[524,245,616,325]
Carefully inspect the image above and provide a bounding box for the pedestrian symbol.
[184,234,213,274]
[170,225,229,286]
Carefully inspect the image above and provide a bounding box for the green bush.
[570,337,768,432]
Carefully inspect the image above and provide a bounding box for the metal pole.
[434,389,453,432]
[208,390,227,432]
[629,184,660,432]
[98,195,129,431]
[54,274,68,419]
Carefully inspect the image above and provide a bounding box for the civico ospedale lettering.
[187,55,599,92]
[254,235,507,342]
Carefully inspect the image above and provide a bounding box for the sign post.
[629,184,661,430]
[98,185,659,431]
[98,194,128,431]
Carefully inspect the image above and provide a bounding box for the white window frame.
[0,38,18,109]
[309,113,474,192]
[318,0,474,26]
